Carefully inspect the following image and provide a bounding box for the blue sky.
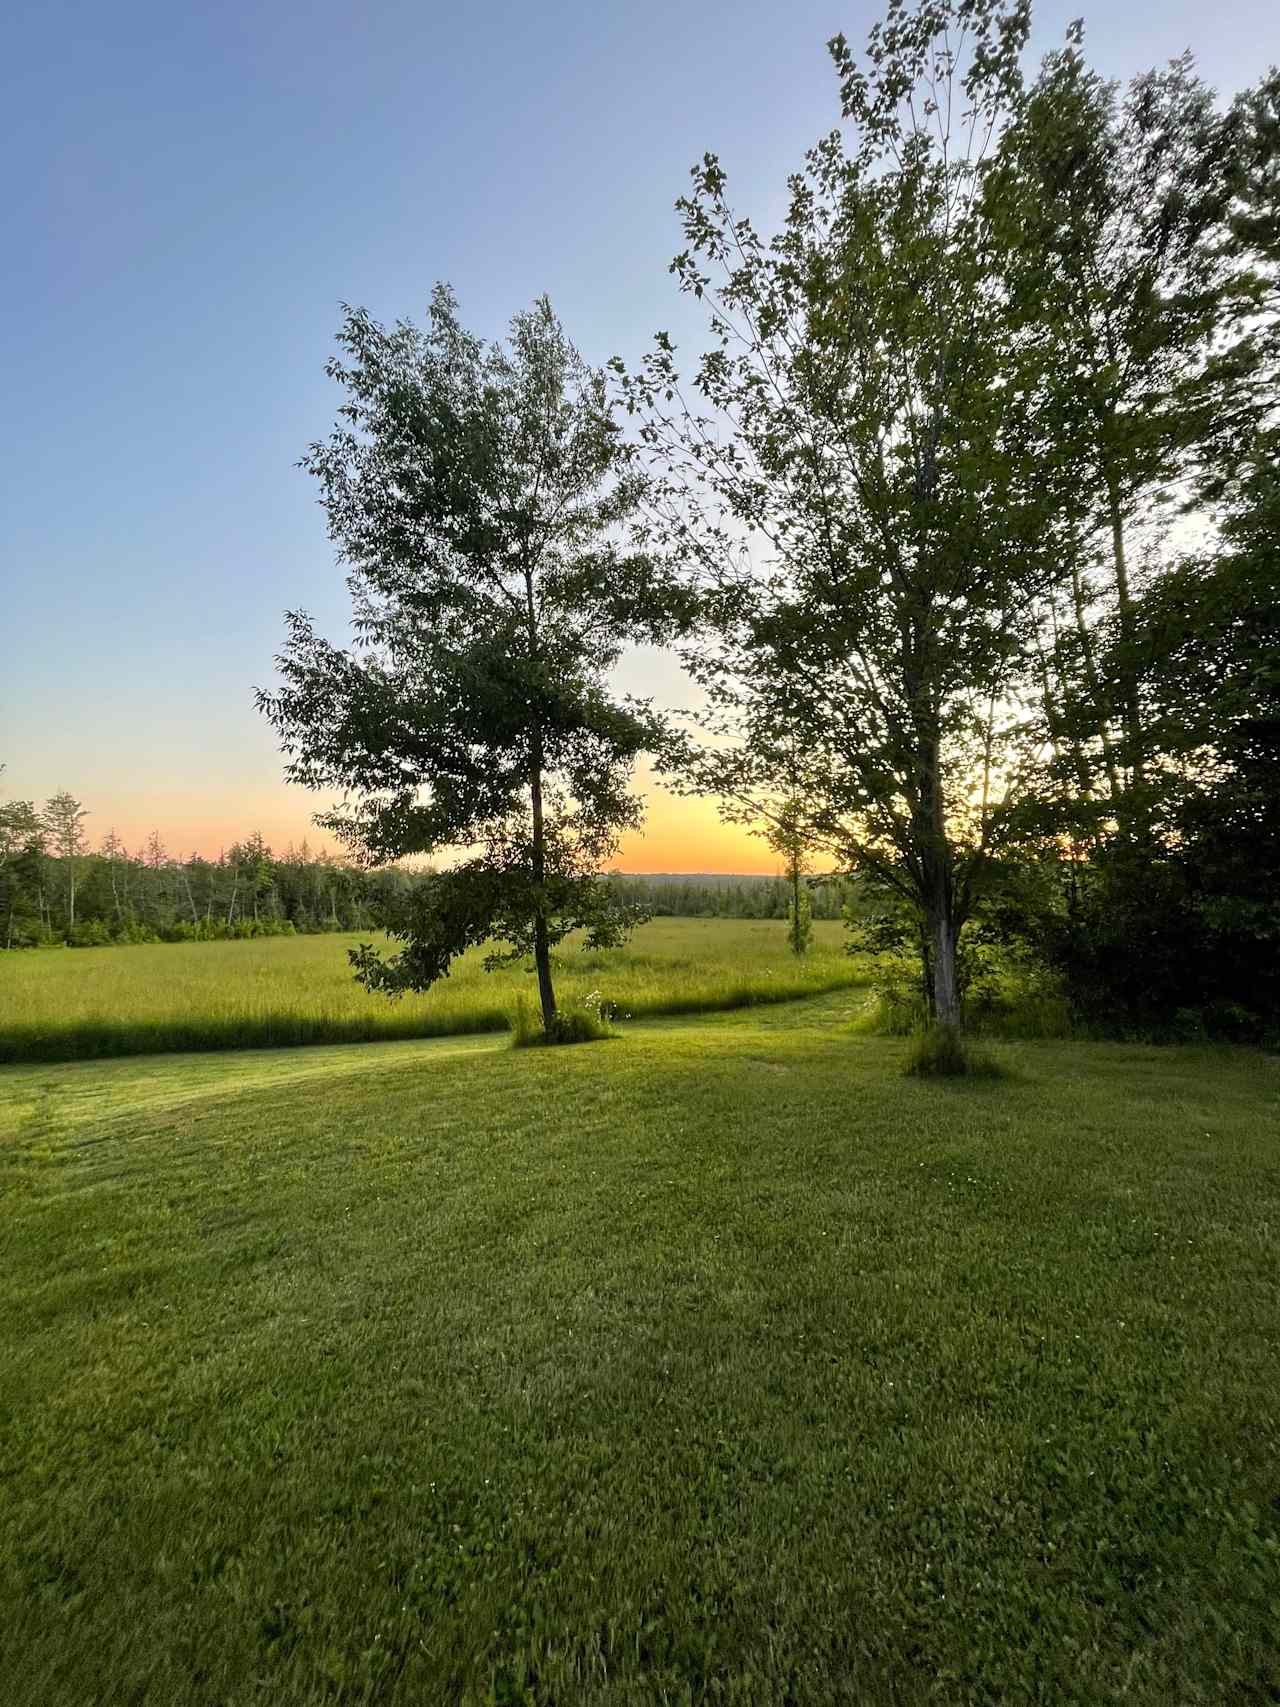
[3,0,1277,864]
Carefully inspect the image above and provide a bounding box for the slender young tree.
[99,830,132,928]
[767,800,813,958]
[260,288,685,1035]
[616,0,1073,1030]
[42,791,88,937]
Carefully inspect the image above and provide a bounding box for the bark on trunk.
[1066,567,1122,801]
[524,562,557,1035]
[918,922,935,1012]
[790,854,803,957]
[532,912,557,1033]
[914,710,962,1031]
[1105,474,1144,792]
[930,903,961,1030]
[529,727,557,1033]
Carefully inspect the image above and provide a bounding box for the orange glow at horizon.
[616,786,781,875]
[79,782,785,876]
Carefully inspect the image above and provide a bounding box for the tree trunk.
[1035,622,1093,801]
[529,723,557,1033]
[1065,567,1122,801]
[913,711,962,1030]
[523,562,556,1034]
[1105,472,1145,793]
[929,900,961,1030]
[789,853,802,956]
[532,912,556,1032]
[917,921,934,1011]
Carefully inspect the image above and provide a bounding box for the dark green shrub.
[69,919,113,948]
[1040,851,1279,1042]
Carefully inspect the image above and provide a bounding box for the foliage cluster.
[607,5,1279,1044]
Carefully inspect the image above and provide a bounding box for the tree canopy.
[615,0,1080,1027]
[260,288,688,1035]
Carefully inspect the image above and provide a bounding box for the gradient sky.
[3,0,1276,871]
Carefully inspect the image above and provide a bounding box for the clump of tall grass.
[510,993,615,1048]
[902,1023,1008,1079]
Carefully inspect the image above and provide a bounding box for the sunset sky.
[3,0,1276,872]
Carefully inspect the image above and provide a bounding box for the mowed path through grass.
[3,1004,1278,1704]
[0,917,866,1062]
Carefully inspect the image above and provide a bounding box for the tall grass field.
[0,918,867,1063]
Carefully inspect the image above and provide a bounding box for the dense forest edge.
[0,801,848,950]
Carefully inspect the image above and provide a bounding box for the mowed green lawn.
[2,999,1278,1704]
[0,918,864,1063]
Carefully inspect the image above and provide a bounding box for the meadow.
[2,996,1277,1704]
[0,917,865,1063]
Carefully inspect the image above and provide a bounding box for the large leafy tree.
[991,54,1279,1031]
[260,288,682,1035]
[988,39,1258,817]
[616,0,1072,1029]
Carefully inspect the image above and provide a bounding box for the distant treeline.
[608,873,845,921]
[0,792,419,949]
[0,791,841,949]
